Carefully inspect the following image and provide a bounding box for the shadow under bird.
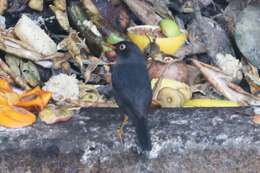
[111,41,152,151]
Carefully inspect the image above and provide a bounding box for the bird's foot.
[116,115,128,143]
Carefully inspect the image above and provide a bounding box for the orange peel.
[0,106,36,128]
[0,78,52,128]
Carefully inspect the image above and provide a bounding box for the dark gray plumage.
[111,41,152,151]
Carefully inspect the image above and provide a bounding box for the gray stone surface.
[235,3,260,69]
[188,15,235,64]
[1,107,260,173]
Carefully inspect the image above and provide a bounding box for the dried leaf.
[242,59,260,94]
[20,61,40,87]
[49,2,70,31]
[5,54,40,87]
[0,58,30,89]
[192,59,260,106]
[5,54,22,77]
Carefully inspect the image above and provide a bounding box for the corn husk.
[14,15,57,56]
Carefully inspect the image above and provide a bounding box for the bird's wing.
[112,64,152,118]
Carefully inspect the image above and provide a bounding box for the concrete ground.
[1,107,260,173]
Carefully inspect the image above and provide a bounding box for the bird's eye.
[119,43,126,50]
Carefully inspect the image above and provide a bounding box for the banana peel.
[151,78,192,107]
[157,87,187,107]
[0,79,52,128]
[183,99,240,107]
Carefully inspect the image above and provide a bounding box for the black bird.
[111,41,152,151]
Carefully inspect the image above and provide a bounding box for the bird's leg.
[116,115,129,142]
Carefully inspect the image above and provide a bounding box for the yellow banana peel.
[151,78,192,107]
[183,99,240,107]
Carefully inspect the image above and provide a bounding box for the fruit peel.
[151,78,192,107]
[183,99,240,107]
[127,25,187,55]
[15,87,52,112]
[0,106,36,128]
[106,32,124,44]
[0,79,52,128]
[159,18,181,37]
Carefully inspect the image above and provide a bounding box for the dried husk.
[14,15,57,56]
[192,59,260,106]
[49,0,70,31]
[67,1,104,56]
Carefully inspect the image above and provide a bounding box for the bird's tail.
[135,117,152,151]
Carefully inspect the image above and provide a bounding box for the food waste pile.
[0,0,259,128]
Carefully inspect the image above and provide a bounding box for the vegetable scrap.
[0,0,259,128]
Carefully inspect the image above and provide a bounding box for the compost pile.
[0,0,259,128]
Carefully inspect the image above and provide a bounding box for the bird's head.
[111,41,145,64]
